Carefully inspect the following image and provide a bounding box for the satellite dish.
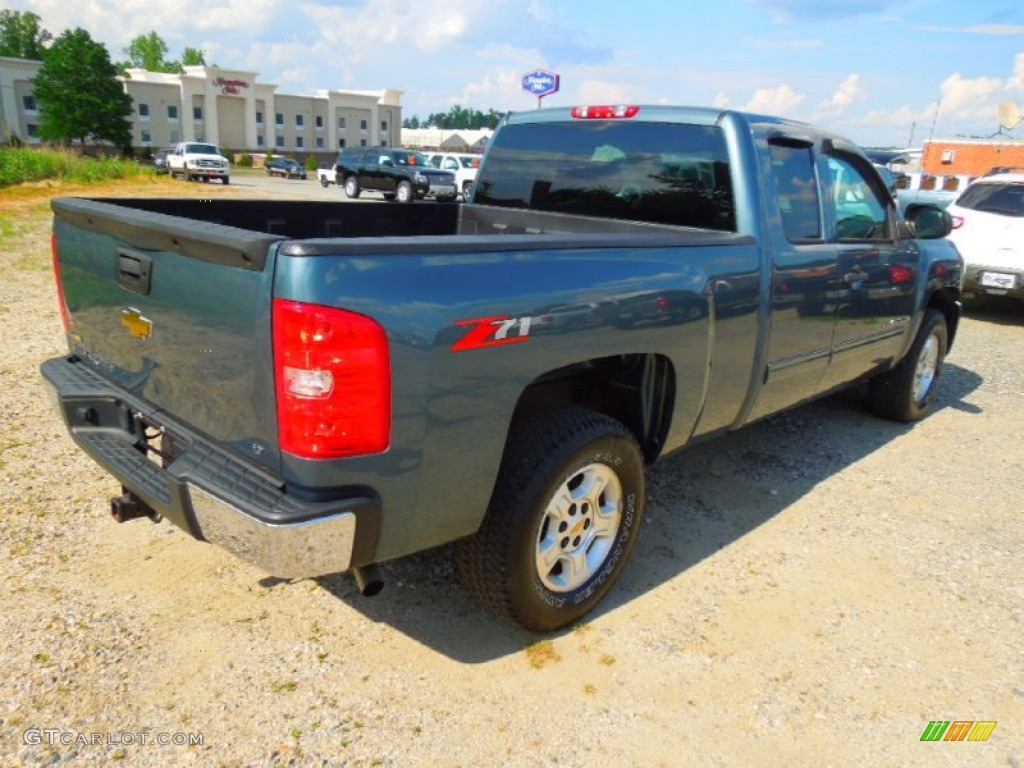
[997,100,1023,130]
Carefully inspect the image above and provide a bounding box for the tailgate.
[51,197,284,472]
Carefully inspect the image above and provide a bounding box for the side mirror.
[906,205,952,239]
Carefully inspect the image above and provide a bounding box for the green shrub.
[0,147,151,188]
[236,153,254,168]
[305,156,318,171]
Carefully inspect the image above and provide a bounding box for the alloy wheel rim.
[913,334,939,404]
[534,463,623,593]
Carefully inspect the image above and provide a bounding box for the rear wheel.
[457,406,645,632]
[868,308,948,422]
[344,176,361,199]
[396,180,413,203]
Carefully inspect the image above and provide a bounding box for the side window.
[828,155,889,241]
[770,144,821,241]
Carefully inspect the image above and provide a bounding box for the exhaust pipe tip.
[352,564,384,597]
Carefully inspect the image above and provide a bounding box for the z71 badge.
[451,314,532,352]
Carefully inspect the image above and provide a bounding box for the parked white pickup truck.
[317,165,337,187]
[167,142,231,184]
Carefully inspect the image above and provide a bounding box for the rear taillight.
[951,215,965,229]
[571,105,641,119]
[656,296,674,309]
[272,299,390,459]
[51,231,71,334]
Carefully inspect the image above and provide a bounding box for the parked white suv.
[424,152,480,199]
[167,142,231,184]
[946,173,1024,302]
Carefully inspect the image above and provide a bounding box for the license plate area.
[980,271,1016,289]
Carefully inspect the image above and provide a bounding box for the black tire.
[320,178,329,188]
[868,308,948,422]
[457,406,645,632]
[344,176,361,199]
[222,177,230,185]
[462,181,473,200]
[396,180,413,203]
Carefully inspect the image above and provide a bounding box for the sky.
[9,0,1024,148]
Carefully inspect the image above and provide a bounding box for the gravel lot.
[1,175,1022,767]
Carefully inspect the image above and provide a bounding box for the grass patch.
[0,147,154,188]
[525,638,561,669]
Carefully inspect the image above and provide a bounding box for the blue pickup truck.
[42,105,962,631]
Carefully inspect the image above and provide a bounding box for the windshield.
[474,121,736,231]
[955,182,1024,217]
[186,143,220,155]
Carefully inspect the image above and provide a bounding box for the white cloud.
[825,74,867,111]
[741,84,806,115]
[712,92,730,109]
[575,79,634,105]
[966,24,1024,35]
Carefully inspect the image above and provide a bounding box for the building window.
[256,111,263,124]
[257,134,264,147]
[315,116,323,129]
[276,113,284,126]
[338,117,346,130]
[941,150,956,164]
[170,130,180,144]
[338,138,346,148]
[193,106,203,121]
[360,139,367,147]
[296,114,304,127]
[296,137,304,149]
[316,137,324,149]
[381,120,388,132]
[140,129,152,146]
[26,123,40,143]
[139,103,150,121]
[360,119,367,131]
[23,95,37,113]
[276,135,285,148]
[167,104,178,122]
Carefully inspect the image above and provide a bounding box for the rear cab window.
[474,121,736,231]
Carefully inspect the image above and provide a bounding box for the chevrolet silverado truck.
[42,105,962,631]
[166,141,231,184]
[334,146,458,202]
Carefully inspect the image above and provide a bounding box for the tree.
[0,10,52,59]
[34,28,133,152]
[119,31,179,73]
[180,46,207,67]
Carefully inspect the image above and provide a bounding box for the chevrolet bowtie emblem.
[121,307,152,340]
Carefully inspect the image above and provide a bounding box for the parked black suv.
[335,147,457,202]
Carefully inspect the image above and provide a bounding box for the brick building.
[921,137,1024,177]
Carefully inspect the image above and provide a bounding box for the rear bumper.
[40,355,379,578]
[962,263,1024,299]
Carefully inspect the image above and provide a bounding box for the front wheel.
[344,176,361,199]
[457,406,645,632]
[222,176,230,185]
[395,180,413,203]
[868,308,948,422]
[320,177,329,188]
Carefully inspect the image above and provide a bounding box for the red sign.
[214,77,249,95]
